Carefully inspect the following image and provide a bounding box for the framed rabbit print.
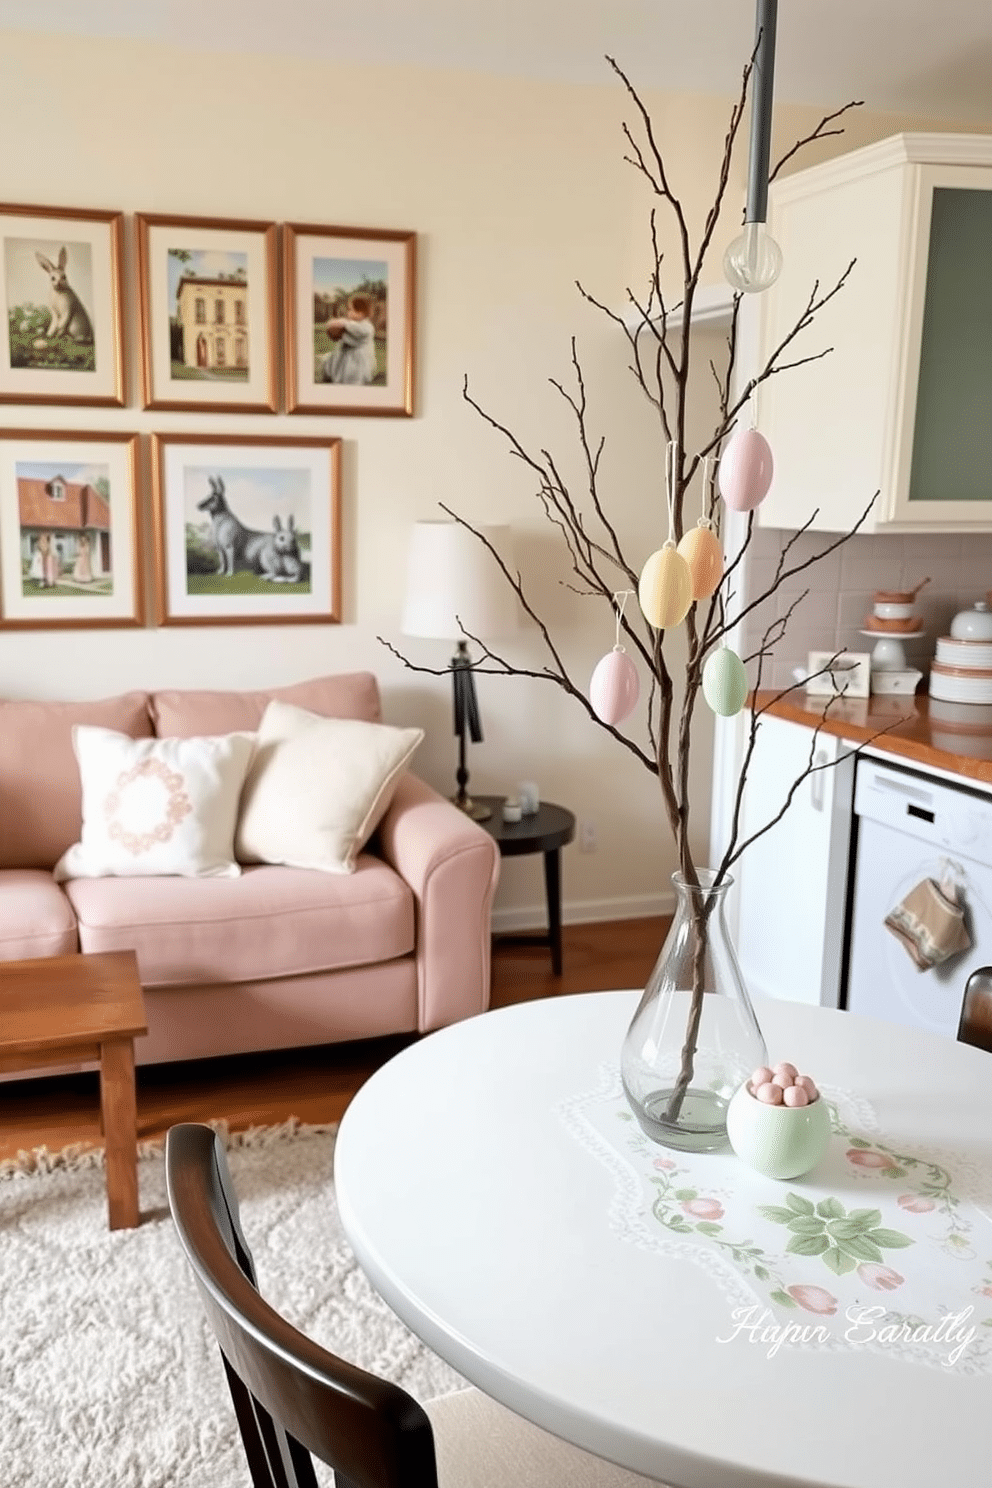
[136,213,279,413]
[0,429,142,628]
[151,433,342,626]
[282,222,415,416]
[0,203,125,406]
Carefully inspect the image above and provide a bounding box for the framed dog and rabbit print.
[0,203,125,407]
[151,433,341,626]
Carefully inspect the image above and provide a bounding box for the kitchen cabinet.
[735,712,855,1007]
[755,133,992,533]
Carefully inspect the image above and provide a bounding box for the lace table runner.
[559,1066,992,1374]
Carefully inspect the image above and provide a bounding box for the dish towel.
[884,863,972,970]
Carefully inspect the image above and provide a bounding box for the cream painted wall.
[0,32,980,928]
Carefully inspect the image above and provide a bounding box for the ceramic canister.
[718,428,774,513]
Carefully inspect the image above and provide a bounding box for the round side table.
[474,797,576,975]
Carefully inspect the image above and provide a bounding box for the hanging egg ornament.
[718,428,774,513]
[638,542,692,629]
[590,645,640,726]
[677,520,723,600]
[702,647,748,717]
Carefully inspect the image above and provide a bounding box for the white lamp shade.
[401,521,519,641]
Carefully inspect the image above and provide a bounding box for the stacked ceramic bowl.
[929,602,992,705]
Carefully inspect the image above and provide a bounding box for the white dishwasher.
[844,755,992,1038]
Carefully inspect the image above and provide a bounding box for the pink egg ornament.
[589,646,640,726]
[718,428,774,513]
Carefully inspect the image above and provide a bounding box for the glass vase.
[621,869,767,1153]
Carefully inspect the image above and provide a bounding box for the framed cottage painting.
[151,433,341,626]
[136,213,278,412]
[283,222,415,416]
[0,429,142,628]
[0,203,125,406]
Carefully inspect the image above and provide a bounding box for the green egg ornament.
[638,542,692,629]
[702,647,748,716]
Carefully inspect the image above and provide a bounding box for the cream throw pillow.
[54,726,255,881]
[235,700,424,874]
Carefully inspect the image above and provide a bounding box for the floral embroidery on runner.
[103,759,194,856]
[559,1065,992,1373]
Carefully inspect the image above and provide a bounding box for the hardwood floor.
[0,918,667,1161]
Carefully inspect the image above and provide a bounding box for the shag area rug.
[0,1121,464,1487]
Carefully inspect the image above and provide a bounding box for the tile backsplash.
[739,527,992,690]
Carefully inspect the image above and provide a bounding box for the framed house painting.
[0,429,142,628]
[151,433,341,626]
[0,203,125,407]
[283,222,415,416]
[136,213,279,413]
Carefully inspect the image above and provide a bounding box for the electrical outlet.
[579,820,597,853]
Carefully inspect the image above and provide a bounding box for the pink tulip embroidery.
[846,1149,898,1170]
[856,1264,905,1292]
[786,1285,838,1315]
[681,1198,724,1221]
[897,1194,936,1214]
[653,1158,677,1172]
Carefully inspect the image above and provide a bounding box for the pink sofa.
[0,672,500,1066]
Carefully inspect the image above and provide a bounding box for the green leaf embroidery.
[754,1265,769,1282]
[885,1166,907,1178]
[758,1206,798,1225]
[822,1245,857,1276]
[848,1137,872,1149]
[868,1228,914,1249]
[848,1208,882,1226]
[816,1198,846,1219]
[674,1189,698,1201]
[786,1233,830,1256]
[827,1218,875,1240]
[785,1193,816,1215]
[835,1234,885,1264]
[770,1289,797,1308]
[695,1221,722,1236]
[787,1215,827,1235]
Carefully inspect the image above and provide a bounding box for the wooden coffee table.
[0,950,147,1229]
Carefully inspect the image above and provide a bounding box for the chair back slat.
[166,1123,440,1488]
[959,967,992,1052]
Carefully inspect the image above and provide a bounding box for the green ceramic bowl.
[726,1081,832,1180]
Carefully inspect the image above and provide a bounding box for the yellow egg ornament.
[702,647,748,717]
[676,520,723,601]
[638,542,692,629]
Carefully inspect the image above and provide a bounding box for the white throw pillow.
[54,726,255,881]
[235,700,424,874]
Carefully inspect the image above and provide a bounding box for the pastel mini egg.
[795,1074,819,1102]
[702,647,748,717]
[783,1085,810,1108]
[718,428,774,512]
[756,1081,783,1105]
[589,646,640,725]
[773,1061,798,1082]
[638,543,692,629]
[676,522,723,600]
[750,1065,773,1091]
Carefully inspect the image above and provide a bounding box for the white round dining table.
[333,990,992,1488]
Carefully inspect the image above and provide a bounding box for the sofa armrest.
[376,773,500,1032]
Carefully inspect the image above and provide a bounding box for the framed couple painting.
[0,202,126,407]
[0,429,142,629]
[283,222,415,417]
[136,212,279,413]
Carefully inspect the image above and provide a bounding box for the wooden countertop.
[753,690,992,790]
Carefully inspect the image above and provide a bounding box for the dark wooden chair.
[958,967,992,1052]
[165,1122,659,1488]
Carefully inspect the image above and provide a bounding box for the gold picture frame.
[151,432,342,627]
[282,222,415,416]
[0,203,125,407]
[0,429,143,629]
[136,213,279,413]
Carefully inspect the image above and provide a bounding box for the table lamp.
[401,520,517,821]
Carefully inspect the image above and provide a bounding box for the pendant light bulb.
[723,221,783,294]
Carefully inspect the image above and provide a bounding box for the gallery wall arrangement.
[0,201,415,631]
